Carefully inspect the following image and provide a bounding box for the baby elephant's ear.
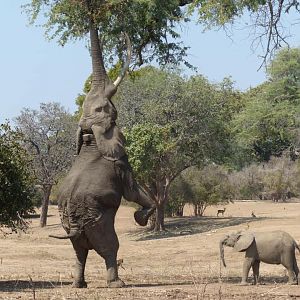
[234,233,254,252]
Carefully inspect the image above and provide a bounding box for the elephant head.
[76,82,126,160]
[220,232,255,267]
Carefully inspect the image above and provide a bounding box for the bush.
[0,123,35,231]
[186,165,234,216]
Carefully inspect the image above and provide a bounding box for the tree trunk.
[40,184,52,227]
[154,202,165,232]
[194,204,198,216]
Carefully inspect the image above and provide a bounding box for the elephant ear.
[234,233,255,252]
[92,124,126,161]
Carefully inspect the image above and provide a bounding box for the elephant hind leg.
[252,261,260,285]
[85,211,125,288]
[282,253,298,284]
[293,256,299,284]
[70,239,89,288]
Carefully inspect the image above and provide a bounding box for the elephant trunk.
[219,238,227,267]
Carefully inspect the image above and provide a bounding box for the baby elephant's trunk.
[219,238,227,267]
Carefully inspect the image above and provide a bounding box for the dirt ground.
[1,201,300,299]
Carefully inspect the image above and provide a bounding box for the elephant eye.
[95,106,103,112]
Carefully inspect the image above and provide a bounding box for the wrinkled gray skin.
[220,231,300,285]
[49,87,155,288]
[49,21,155,288]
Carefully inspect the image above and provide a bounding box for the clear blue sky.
[1,1,299,123]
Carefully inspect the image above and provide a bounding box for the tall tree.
[0,123,35,232]
[15,102,77,227]
[116,68,235,230]
[25,1,299,70]
[231,47,300,162]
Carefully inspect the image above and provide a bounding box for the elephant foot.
[72,281,87,288]
[134,207,155,227]
[288,280,298,285]
[240,281,250,286]
[107,278,125,288]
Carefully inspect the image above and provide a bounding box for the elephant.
[220,231,300,285]
[49,19,155,289]
[49,131,155,288]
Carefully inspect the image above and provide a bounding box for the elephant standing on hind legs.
[49,16,155,288]
[220,231,299,285]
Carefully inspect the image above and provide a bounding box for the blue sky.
[1,1,299,123]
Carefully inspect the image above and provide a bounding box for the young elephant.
[220,231,300,285]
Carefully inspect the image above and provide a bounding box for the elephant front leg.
[71,241,88,288]
[123,185,155,227]
[241,257,254,285]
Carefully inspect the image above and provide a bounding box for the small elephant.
[220,230,300,285]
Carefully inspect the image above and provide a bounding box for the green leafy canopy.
[24,0,191,68]
[0,123,35,231]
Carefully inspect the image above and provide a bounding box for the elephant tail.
[49,230,81,240]
[294,240,300,253]
[219,238,227,267]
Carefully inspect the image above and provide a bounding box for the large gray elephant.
[49,16,155,289]
[220,231,300,285]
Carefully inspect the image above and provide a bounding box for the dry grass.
[1,201,300,299]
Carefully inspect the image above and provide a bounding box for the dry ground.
[1,201,300,299]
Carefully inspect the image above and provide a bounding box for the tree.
[184,165,234,216]
[231,48,300,162]
[24,1,192,70]
[0,123,35,232]
[168,175,193,217]
[15,102,77,227]
[25,1,299,69]
[117,68,234,231]
[190,0,300,67]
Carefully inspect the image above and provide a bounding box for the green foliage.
[191,0,267,27]
[117,67,235,168]
[124,123,176,185]
[24,0,191,67]
[230,48,300,162]
[167,175,193,217]
[266,48,300,103]
[0,123,35,231]
[185,165,233,216]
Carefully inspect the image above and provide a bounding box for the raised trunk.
[40,184,52,227]
[89,20,108,90]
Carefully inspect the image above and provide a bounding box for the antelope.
[217,208,226,217]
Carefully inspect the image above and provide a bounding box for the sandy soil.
[1,201,300,299]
